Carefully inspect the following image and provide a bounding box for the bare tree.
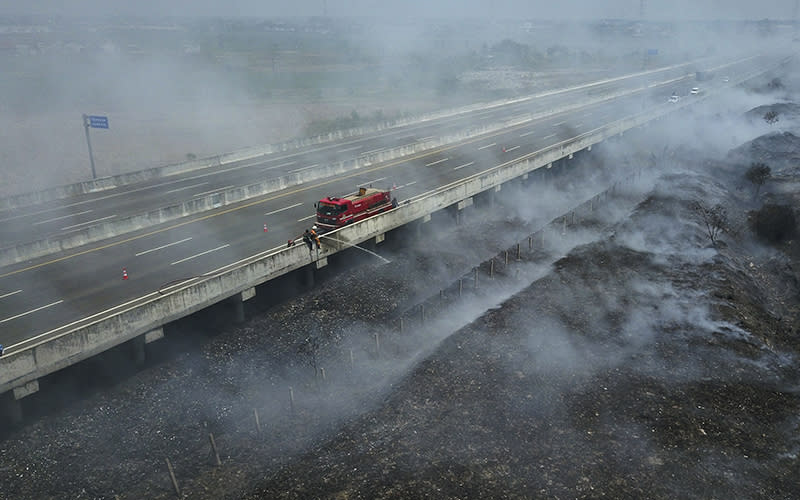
[744,162,771,199]
[691,201,728,247]
[763,110,779,125]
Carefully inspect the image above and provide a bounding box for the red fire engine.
[315,186,397,232]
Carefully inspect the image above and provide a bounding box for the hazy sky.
[5,1,799,21]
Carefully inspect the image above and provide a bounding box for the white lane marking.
[552,121,565,126]
[360,147,388,156]
[0,290,22,300]
[165,182,209,194]
[170,244,230,266]
[61,215,117,231]
[405,181,418,187]
[574,123,583,128]
[337,145,363,153]
[519,130,536,137]
[265,202,303,216]
[33,210,93,225]
[478,143,496,150]
[504,146,520,152]
[453,161,475,171]
[288,164,319,173]
[419,136,436,141]
[361,177,386,186]
[0,300,63,324]
[542,133,556,140]
[297,214,316,222]
[193,185,234,198]
[263,161,297,171]
[0,178,200,222]
[135,237,193,257]
[425,158,449,167]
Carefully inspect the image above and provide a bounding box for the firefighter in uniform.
[302,229,313,253]
[310,226,321,249]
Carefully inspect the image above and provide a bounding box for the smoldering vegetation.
[244,88,800,499]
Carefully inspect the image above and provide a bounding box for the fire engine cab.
[315,187,397,232]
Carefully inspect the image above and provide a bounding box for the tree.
[763,110,779,125]
[691,201,728,247]
[744,162,771,198]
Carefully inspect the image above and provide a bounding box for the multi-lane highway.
[0,53,781,356]
[0,59,716,248]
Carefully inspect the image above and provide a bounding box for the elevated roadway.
[0,52,788,416]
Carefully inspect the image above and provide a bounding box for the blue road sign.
[87,115,109,129]
[647,49,659,56]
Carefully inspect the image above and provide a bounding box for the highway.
[0,59,717,248]
[0,53,781,355]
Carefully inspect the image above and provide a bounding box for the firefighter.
[302,229,313,252]
[310,226,321,249]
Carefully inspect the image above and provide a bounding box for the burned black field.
[247,165,800,499]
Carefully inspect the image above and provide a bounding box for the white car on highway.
[690,87,700,95]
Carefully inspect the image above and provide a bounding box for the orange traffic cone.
[122,268,128,280]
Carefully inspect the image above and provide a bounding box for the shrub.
[750,204,797,243]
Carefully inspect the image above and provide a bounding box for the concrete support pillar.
[416,214,431,237]
[232,295,245,323]
[0,392,22,425]
[132,326,165,365]
[132,335,146,365]
[13,380,39,400]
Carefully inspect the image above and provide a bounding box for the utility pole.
[82,114,97,180]
[81,114,108,180]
